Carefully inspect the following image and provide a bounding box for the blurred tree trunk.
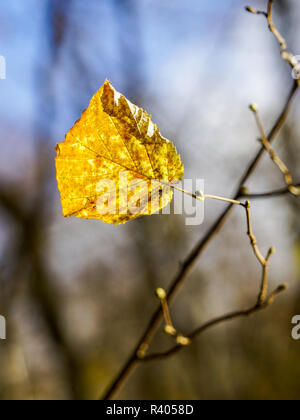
[24,0,85,400]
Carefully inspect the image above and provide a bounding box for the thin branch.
[156,288,177,337]
[244,201,266,267]
[141,200,276,361]
[240,183,300,199]
[203,193,242,206]
[142,284,287,362]
[162,182,243,206]
[244,200,274,304]
[101,2,299,400]
[246,1,300,77]
[259,134,293,186]
[266,0,287,51]
[252,104,300,196]
[249,105,300,197]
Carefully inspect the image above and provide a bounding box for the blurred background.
[0,0,300,400]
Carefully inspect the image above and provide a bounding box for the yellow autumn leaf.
[55,80,184,225]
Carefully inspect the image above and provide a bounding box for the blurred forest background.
[0,0,300,400]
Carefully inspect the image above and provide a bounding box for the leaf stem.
[165,183,243,206]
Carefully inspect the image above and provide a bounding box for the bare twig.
[156,288,177,337]
[140,200,277,361]
[246,1,300,78]
[162,182,243,206]
[244,200,274,304]
[244,201,266,267]
[259,135,293,186]
[249,105,300,196]
[142,284,287,362]
[101,2,299,400]
[266,0,287,51]
[240,183,300,199]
